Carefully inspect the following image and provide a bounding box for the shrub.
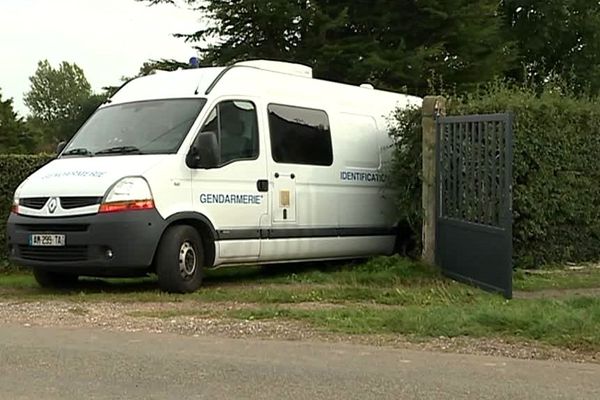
[0,154,54,262]
[388,106,423,256]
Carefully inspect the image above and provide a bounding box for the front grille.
[20,197,48,209]
[60,197,102,209]
[16,224,89,233]
[18,245,88,262]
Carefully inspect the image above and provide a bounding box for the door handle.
[274,173,295,179]
[257,179,268,192]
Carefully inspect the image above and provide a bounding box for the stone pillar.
[421,96,446,265]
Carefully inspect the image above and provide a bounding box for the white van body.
[6,60,421,292]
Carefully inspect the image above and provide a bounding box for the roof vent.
[360,83,375,89]
[235,60,313,78]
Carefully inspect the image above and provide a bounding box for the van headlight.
[99,177,155,213]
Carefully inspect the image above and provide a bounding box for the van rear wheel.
[156,225,204,293]
[33,268,79,289]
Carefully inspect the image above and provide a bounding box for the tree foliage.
[141,0,600,95]
[314,0,512,93]
[139,0,511,93]
[0,91,34,154]
[141,1,344,70]
[501,0,600,93]
[24,60,92,123]
[23,60,104,145]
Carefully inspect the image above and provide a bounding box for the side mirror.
[56,141,67,155]
[186,131,220,169]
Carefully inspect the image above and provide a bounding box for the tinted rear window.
[268,104,333,166]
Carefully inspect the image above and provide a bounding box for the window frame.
[267,103,334,167]
[192,98,260,168]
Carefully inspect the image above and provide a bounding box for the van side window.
[200,100,259,165]
[268,104,333,166]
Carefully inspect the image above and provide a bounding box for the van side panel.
[333,112,395,230]
[249,236,395,265]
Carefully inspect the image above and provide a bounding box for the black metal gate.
[436,113,513,299]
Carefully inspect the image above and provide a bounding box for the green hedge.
[388,106,424,257]
[390,84,600,267]
[1,154,54,262]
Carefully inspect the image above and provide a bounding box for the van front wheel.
[156,225,204,293]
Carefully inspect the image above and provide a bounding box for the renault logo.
[48,197,58,214]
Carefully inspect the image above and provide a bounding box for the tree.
[24,60,103,145]
[137,1,348,69]
[139,0,513,95]
[314,0,513,94]
[501,0,600,94]
[0,91,34,154]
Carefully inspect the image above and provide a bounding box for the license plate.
[29,234,66,247]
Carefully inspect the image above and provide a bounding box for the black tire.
[33,268,79,289]
[156,225,204,293]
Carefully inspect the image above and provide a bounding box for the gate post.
[421,96,446,265]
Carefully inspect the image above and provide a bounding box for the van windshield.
[62,99,206,157]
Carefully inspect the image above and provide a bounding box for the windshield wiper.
[62,147,93,156]
[95,146,144,155]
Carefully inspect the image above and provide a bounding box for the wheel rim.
[178,241,197,280]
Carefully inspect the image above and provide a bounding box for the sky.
[0,0,202,116]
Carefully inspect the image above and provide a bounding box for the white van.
[6,60,421,292]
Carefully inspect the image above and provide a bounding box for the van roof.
[107,60,421,114]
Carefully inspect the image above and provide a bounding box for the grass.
[513,267,600,291]
[2,257,599,303]
[0,258,484,305]
[1,257,600,352]
[226,296,600,351]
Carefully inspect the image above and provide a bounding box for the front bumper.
[6,209,166,275]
